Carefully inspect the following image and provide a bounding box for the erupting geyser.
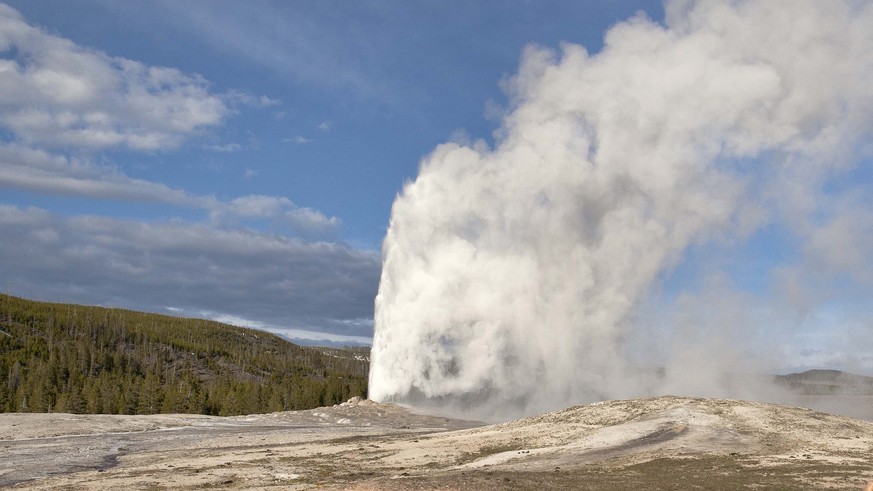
[370,0,873,420]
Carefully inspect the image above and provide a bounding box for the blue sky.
[1,1,662,246]
[0,0,662,344]
[0,0,871,374]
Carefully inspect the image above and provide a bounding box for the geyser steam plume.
[370,0,873,420]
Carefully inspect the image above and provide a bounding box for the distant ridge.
[775,369,873,395]
[0,294,368,415]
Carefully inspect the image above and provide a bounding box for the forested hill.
[0,294,369,415]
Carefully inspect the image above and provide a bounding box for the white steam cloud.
[370,0,873,420]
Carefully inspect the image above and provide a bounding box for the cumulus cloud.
[0,205,379,337]
[0,143,215,206]
[0,144,339,237]
[0,4,229,151]
[202,142,242,153]
[0,3,280,216]
[369,0,873,420]
[224,194,340,237]
[0,3,335,231]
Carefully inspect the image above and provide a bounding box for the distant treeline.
[0,294,369,415]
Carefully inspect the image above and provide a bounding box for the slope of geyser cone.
[446,396,873,470]
[345,396,873,490]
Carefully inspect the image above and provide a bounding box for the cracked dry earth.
[1,396,872,490]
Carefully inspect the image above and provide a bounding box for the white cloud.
[317,121,332,131]
[283,135,311,144]
[225,194,340,236]
[0,143,339,237]
[223,90,281,108]
[286,207,341,234]
[0,4,226,151]
[0,6,290,220]
[270,328,372,346]
[191,311,372,345]
[230,194,292,217]
[202,142,242,152]
[0,143,216,207]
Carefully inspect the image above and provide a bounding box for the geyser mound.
[370,0,873,421]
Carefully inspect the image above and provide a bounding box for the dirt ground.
[1,396,872,490]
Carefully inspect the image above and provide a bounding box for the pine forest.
[0,294,369,416]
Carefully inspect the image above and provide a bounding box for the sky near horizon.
[0,1,871,373]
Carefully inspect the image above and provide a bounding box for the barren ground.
[1,396,872,490]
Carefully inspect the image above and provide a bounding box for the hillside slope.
[0,294,368,415]
[775,369,873,395]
